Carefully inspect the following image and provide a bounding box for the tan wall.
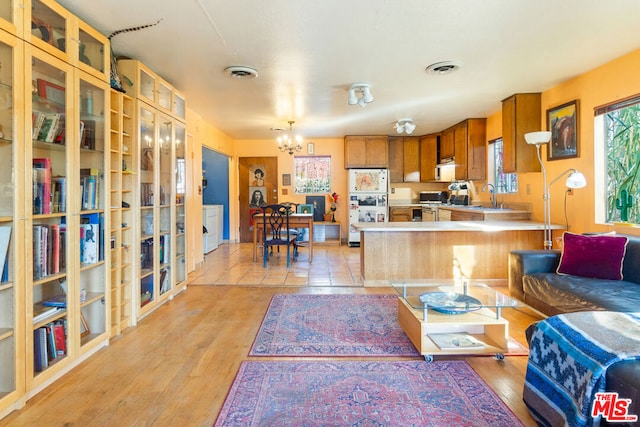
[186,108,236,267]
[234,138,348,241]
[484,48,640,241]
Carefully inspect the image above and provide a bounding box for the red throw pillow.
[556,232,629,280]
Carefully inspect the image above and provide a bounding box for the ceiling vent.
[425,61,462,75]
[224,66,258,79]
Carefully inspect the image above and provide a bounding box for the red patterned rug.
[215,360,524,426]
[249,294,528,357]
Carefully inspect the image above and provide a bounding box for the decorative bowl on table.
[418,292,482,314]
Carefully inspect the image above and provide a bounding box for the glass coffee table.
[390,280,525,362]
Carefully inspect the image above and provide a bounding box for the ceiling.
[58,0,640,141]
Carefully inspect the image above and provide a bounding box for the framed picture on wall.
[547,100,579,160]
[305,196,325,222]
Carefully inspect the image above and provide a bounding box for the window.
[595,96,640,224]
[489,138,518,193]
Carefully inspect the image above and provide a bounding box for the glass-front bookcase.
[0,29,23,415]
[28,45,71,382]
[139,105,155,312]
[78,72,109,350]
[175,123,186,287]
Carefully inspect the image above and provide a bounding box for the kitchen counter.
[354,220,561,286]
[354,220,550,232]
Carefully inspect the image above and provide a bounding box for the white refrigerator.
[347,168,389,246]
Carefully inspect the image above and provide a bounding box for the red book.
[54,323,66,355]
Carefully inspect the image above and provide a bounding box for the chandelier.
[277,120,303,155]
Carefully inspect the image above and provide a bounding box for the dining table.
[252,212,314,263]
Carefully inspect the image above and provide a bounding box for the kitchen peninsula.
[354,221,561,286]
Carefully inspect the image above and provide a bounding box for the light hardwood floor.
[2,243,542,426]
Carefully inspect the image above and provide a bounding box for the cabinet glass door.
[0,31,20,407]
[158,115,172,296]
[174,123,186,286]
[0,0,20,34]
[30,0,69,58]
[139,105,155,309]
[157,80,172,112]
[30,49,70,378]
[77,19,108,80]
[78,74,107,347]
[139,68,155,106]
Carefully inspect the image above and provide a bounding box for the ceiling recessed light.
[224,66,258,79]
[425,61,462,75]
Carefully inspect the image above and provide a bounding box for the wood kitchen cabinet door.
[403,137,420,182]
[388,137,404,182]
[502,93,541,173]
[344,136,388,168]
[420,134,438,182]
[439,127,455,161]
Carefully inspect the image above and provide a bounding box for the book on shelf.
[33,320,67,372]
[80,168,101,210]
[33,158,52,214]
[52,176,66,213]
[0,225,11,282]
[33,302,59,324]
[36,113,60,143]
[32,223,65,280]
[33,328,47,372]
[42,294,66,308]
[80,213,100,264]
[428,333,485,350]
[81,119,96,150]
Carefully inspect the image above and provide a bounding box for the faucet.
[481,183,497,208]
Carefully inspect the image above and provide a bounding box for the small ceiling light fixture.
[348,83,374,107]
[277,120,303,155]
[394,118,416,135]
[224,66,258,79]
[425,61,462,76]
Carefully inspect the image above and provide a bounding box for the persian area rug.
[249,294,529,357]
[214,360,524,426]
[250,294,420,357]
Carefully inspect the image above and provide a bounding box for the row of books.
[32,158,67,214]
[33,223,66,280]
[80,168,102,211]
[34,319,67,372]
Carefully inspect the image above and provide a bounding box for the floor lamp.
[525,131,587,250]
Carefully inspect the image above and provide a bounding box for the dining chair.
[262,204,299,268]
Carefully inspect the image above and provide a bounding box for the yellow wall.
[490,48,640,241]
[186,108,235,265]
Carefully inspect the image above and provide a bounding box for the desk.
[253,213,314,263]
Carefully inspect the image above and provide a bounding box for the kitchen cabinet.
[453,119,486,181]
[388,137,420,182]
[439,127,454,161]
[389,206,411,222]
[388,137,403,182]
[450,210,484,221]
[420,134,438,182]
[344,136,388,168]
[502,93,542,173]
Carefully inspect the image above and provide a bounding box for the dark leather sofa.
[509,234,640,426]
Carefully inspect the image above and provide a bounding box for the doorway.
[239,157,278,242]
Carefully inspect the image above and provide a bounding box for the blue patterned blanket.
[523,311,640,427]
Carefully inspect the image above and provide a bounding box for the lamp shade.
[566,171,587,188]
[525,131,552,145]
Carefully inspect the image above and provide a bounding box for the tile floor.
[188,242,364,287]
